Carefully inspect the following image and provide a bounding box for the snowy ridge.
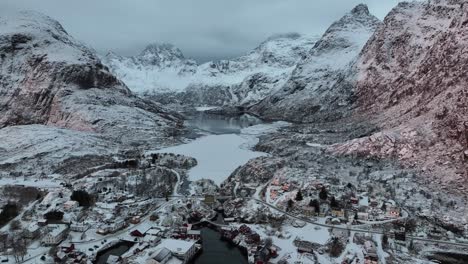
[102,33,319,105]
[251,4,381,122]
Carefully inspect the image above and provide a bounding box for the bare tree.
[11,236,27,262]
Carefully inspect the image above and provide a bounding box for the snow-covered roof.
[47,224,67,237]
[161,239,195,255]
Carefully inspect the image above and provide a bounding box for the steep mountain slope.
[0,11,181,142]
[250,4,381,122]
[103,33,318,106]
[330,0,468,186]
[0,11,183,176]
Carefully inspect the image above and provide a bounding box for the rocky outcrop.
[0,11,181,142]
[250,4,381,122]
[330,0,468,185]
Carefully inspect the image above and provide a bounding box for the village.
[2,151,468,264]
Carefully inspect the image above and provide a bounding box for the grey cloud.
[0,0,408,62]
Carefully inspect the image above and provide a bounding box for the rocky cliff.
[0,11,183,176]
[250,4,381,122]
[330,0,468,186]
[0,11,181,141]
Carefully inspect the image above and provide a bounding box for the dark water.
[187,112,263,134]
[94,241,134,264]
[190,228,248,264]
[428,252,468,264]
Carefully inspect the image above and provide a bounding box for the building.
[146,247,172,264]
[163,239,198,264]
[25,223,41,239]
[109,219,126,233]
[386,206,400,218]
[331,209,345,218]
[42,224,69,245]
[70,222,88,232]
[204,195,215,206]
[301,206,316,217]
[357,212,369,221]
[63,201,79,211]
[364,241,378,261]
[187,230,201,240]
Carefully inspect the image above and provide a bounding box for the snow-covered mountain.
[103,33,318,105]
[0,11,182,175]
[102,43,197,93]
[0,11,180,137]
[330,0,468,186]
[250,4,381,122]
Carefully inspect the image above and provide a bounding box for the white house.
[162,239,198,264]
[357,212,369,221]
[25,223,41,239]
[42,224,68,245]
[70,222,88,232]
[146,247,172,264]
[63,201,79,211]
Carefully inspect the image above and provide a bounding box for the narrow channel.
[190,228,248,264]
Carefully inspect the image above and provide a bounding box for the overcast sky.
[1,0,406,62]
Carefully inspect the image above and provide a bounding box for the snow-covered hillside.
[251,4,381,122]
[331,0,468,187]
[102,33,318,105]
[0,11,181,137]
[0,11,183,176]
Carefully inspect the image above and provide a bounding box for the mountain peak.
[140,43,184,58]
[351,4,370,16]
[137,42,187,66]
[265,32,302,42]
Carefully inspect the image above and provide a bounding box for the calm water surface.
[191,227,248,264]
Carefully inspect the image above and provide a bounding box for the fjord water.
[156,113,267,185]
[190,227,248,264]
[186,111,263,134]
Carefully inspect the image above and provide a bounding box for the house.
[130,216,141,224]
[109,219,126,233]
[163,239,198,264]
[38,219,48,227]
[239,224,251,234]
[331,209,345,218]
[63,201,79,211]
[357,212,369,221]
[42,224,68,245]
[146,247,172,264]
[25,223,41,239]
[386,206,400,218]
[364,241,378,260]
[187,230,201,240]
[70,222,88,232]
[301,206,316,217]
[130,230,144,237]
